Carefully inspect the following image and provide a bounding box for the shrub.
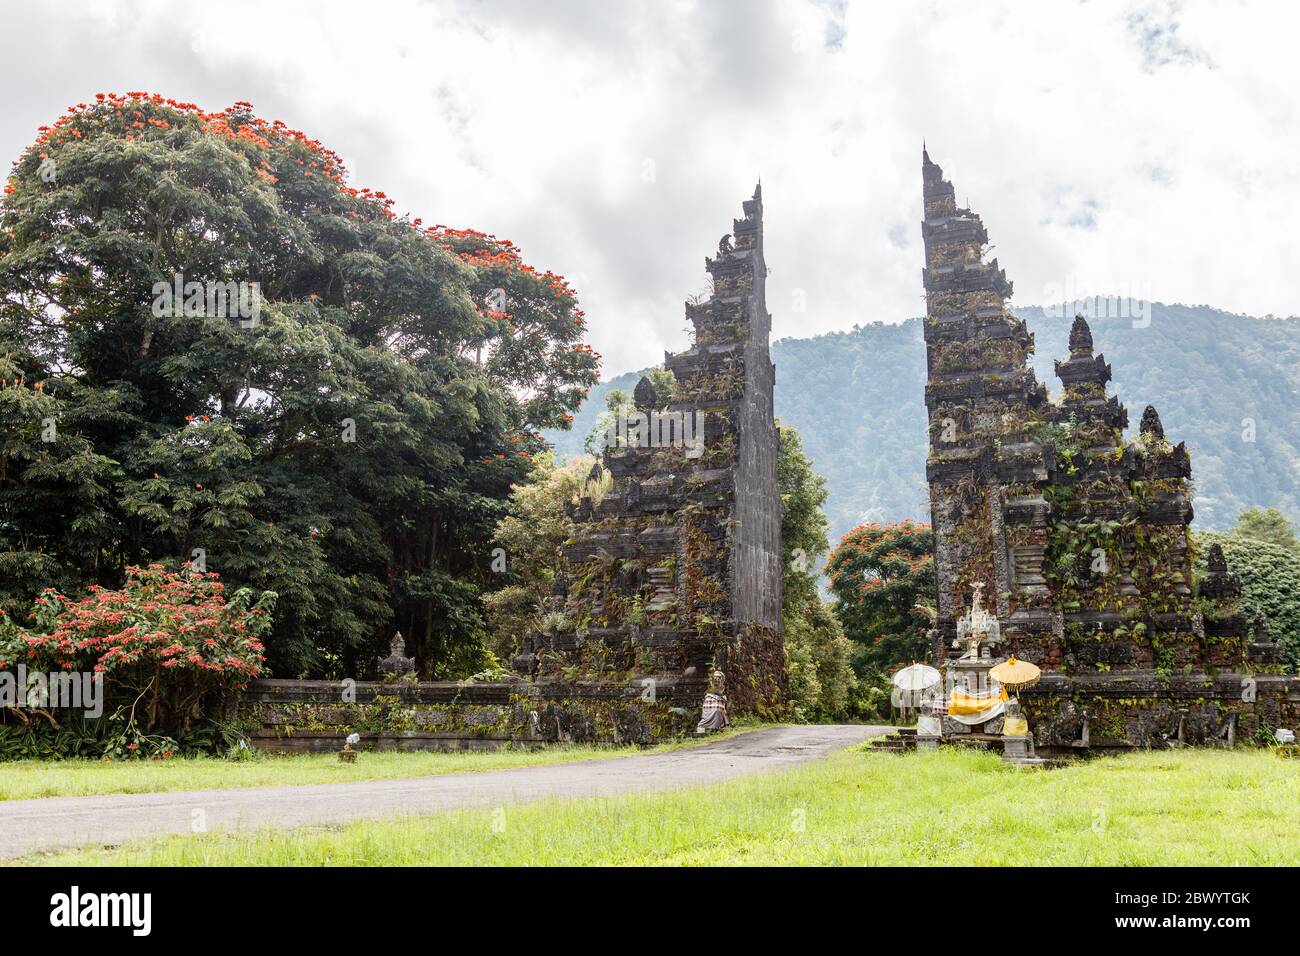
[0,564,274,745]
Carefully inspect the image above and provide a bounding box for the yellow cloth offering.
[948,688,1002,716]
[1002,716,1029,737]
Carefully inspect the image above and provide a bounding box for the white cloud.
[2,0,1297,375]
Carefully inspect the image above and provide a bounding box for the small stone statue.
[1002,697,1028,738]
[717,233,734,256]
[378,631,416,682]
[695,670,728,735]
[953,583,1002,661]
[339,731,360,763]
[1140,404,1165,440]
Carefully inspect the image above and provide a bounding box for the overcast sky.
[4,0,1298,375]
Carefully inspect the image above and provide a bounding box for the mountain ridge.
[546,303,1300,549]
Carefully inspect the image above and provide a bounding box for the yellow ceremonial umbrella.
[988,656,1041,692]
[988,656,1040,738]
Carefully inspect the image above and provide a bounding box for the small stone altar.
[378,632,417,682]
[940,585,1008,739]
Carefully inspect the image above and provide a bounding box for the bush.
[0,564,274,752]
[784,600,856,722]
[1194,532,1300,673]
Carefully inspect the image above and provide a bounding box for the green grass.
[24,746,1300,865]
[0,727,756,802]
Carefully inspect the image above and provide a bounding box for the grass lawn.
[23,744,1300,866]
[0,726,757,802]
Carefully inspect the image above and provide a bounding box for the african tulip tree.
[0,92,598,677]
[826,520,936,670]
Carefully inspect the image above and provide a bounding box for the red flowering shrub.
[0,564,274,732]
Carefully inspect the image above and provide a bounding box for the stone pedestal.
[1002,735,1031,759]
[1001,734,1047,766]
[944,657,1006,736]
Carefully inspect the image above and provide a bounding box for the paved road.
[0,724,886,859]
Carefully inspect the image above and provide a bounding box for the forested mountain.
[546,304,1300,550]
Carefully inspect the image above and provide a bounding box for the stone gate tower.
[920,149,1296,750]
[513,184,785,741]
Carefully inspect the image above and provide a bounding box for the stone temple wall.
[920,150,1300,751]
[727,197,783,634]
[242,185,786,751]
[235,677,680,751]
[511,183,786,733]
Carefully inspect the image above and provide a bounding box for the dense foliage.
[0,93,597,678]
[776,424,856,722]
[1194,531,1300,673]
[549,305,1300,545]
[0,564,273,757]
[482,452,591,662]
[826,520,935,672]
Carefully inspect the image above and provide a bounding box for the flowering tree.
[430,227,597,431]
[0,565,273,738]
[826,520,935,670]
[0,93,598,677]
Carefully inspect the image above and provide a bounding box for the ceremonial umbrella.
[891,663,942,692]
[989,657,1040,740]
[891,663,942,717]
[988,656,1041,692]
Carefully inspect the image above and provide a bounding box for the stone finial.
[1140,405,1164,439]
[752,180,762,201]
[1068,313,1093,354]
[717,233,734,257]
[1198,541,1241,602]
[379,631,416,679]
[633,375,657,410]
[1252,610,1270,640]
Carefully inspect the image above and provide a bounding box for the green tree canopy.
[777,423,855,721]
[826,519,935,671]
[482,452,592,662]
[1230,507,1299,554]
[1194,531,1300,673]
[0,92,598,678]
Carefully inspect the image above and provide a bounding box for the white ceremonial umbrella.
[891,663,943,719]
[891,663,942,692]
